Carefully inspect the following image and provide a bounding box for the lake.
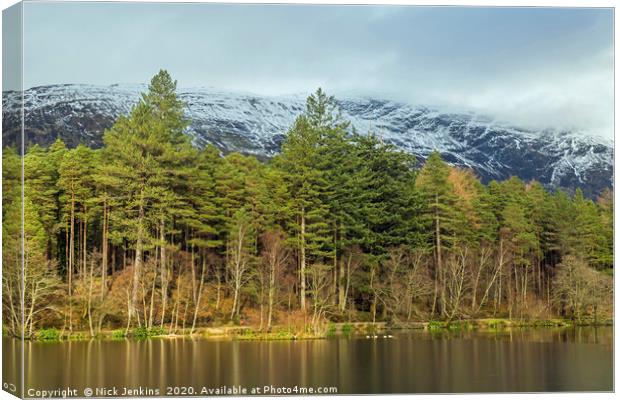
[3,327,613,396]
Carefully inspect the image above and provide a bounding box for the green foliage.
[36,328,60,341]
[326,323,337,338]
[427,321,446,331]
[68,332,87,341]
[133,327,149,339]
[111,329,127,340]
[130,326,166,339]
[149,327,166,336]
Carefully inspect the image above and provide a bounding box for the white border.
[0,1,616,400]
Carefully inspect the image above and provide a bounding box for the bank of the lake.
[18,317,614,342]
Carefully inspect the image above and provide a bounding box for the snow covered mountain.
[2,84,613,197]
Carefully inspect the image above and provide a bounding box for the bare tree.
[553,255,613,323]
[444,247,469,322]
[470,245,502,315]
[260,230,289,330]
[307,263,333,334]
[377,247,433,322]
[227,209,255,321]
[339,246,363,313]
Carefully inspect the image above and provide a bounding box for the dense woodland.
[2,71,613,338]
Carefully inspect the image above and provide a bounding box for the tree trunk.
[101,199,108,300]
[215,270,221,311]
[83,207,88,281]
[267,255,275,329]
[344,254,352,313]
[159,218,167,329]
[434,193,443,317]
[68,194,75,331]
[190,239,197,303]
[148,268,157,329]
[338,253,347,312]
[230,281,240,321]
[191,259,206,334]
[300,207,306,311]
[131,196,145,328]
[370,265,376,323]
[332,225,338,305]
[87,256,95,337]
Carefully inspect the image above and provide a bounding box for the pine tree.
[572,189,609,269]
[100,70,190,328]
[57,144,97,330]
[416,151,460,317]
[275,94,334,310]
[596,189,613,270]
[24,140,66,260]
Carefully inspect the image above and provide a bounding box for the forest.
[2,70,614,339]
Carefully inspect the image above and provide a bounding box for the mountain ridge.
[2,83,613,197]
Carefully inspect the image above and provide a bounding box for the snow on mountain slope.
[2,84,613,197]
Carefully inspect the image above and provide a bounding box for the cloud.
[18,3,614,139]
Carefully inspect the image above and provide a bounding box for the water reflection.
[3,327,613,396]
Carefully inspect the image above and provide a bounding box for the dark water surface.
[3,327,613,396]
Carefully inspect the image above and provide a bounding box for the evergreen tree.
[596,189,613,270]
[572,189,609,269]
[275,110,331,310]
[24,140,66,260]
[416,151,460,316]
[100,70,190,328]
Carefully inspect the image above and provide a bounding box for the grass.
[131,326,166,339]
[111,329,127,340]
[68,332,87,340]
[478,318,510,330]
[530,319,572,327]
[365,324,378,334]
[234,327,328,341]
[36,328,60,341]
[235,329,296,341]
[427,321,446,331]
[424,318,578,332]
[23,317,608,342]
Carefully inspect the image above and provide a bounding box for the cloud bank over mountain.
[10,3,613,139]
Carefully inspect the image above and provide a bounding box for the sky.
[3,2,614,138]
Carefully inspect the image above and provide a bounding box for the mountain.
[2,84,613,197]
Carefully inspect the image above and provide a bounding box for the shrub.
[132,326,149,339]
[37,328,60,341]
[131,326,166,339]
[68,332,86,340]
[111,329,126,339]
[365,324,377,334]
[149,327,165,336]
[326,323,337,338]
[427,321,445,331]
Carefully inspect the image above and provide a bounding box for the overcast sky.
[4,2,614,138]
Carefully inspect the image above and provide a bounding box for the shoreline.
[7,318,613,342]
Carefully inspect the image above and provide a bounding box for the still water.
[3,327,613,396]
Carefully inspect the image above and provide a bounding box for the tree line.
[2,70,613,338]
